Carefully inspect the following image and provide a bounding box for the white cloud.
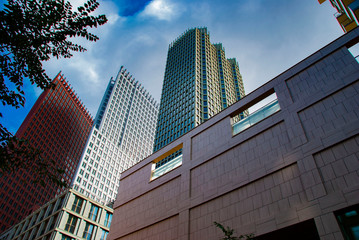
[140,0,177,21]
[7,0,346,136]
[68,0,86,9]
[107,13,122,25]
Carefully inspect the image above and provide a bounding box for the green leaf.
[0,0,107,187]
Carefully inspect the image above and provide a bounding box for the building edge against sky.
[0,65,159,234]
[71,66,159,205]
[108,28,359,240]
[319,0,359,32]
[0,73,94,233]
[153,27,246,152]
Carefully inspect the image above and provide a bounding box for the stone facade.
[108,28,359,240]
[0,188,113,240]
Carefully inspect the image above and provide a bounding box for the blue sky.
[1,0,344,134]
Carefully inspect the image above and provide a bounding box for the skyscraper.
[0,73,93,232]
[71,66,159,205]
[319,0,359,33]
[153,27,245,151]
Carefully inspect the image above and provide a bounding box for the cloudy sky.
[2,0,344,134]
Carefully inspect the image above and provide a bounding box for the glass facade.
[154,27,246,151]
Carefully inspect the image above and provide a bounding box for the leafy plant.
[0,0,107,186]
[0,133,66,187]
[214,222,255,240]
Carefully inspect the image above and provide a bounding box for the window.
[64,214,78,234]
[83,222,95,240]
[100,229,108,240]
[152,145,183,180]
[335,204,359,240]
[88,204,99,221]
[232,92,279,135]
[104,212,112,228]
[62,234,75,240]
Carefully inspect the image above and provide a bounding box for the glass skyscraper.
[72,66,159,205]
[153,27,246,151]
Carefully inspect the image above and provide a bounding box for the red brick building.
[0,73,93,232]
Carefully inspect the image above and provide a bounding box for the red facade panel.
[0,73,93,232]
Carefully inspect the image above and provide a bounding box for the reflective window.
[88,204,99,221]
[64,214,78,234]
[104,212,112,228]
[83,222,95,240]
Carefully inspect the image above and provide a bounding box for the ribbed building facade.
[153,27,245,151]
[0,73,93,232]
[0,189,113,240]
[71,66,159,205]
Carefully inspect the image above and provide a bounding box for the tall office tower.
[153,27,245,151]
[71,66,159,205]
[0,73,93,232]
[319,0,359,32]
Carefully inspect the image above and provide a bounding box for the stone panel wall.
[108,28,359,240]
[117,215,179,240]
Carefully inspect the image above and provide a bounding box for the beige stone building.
[108,28,359,240]
[0,189,113,240]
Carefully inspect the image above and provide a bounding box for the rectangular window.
[61,234,75,240]
[71,196,83,214]
[335,204,359,240]
[88,204,99,221]
[151,144,183,180]
[64,214,78,234]
[83,222,95,240]
[100,229,108,240]
[104,212,112,228]
[232,92,280,135]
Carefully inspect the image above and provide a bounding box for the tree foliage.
[0,0,107,186]
[0,134,66,187]
[214,222,254,240]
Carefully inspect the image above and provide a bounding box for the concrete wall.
[109,28,359,240]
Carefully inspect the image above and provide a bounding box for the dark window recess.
[254,219,320,240]
[335,204,359,240]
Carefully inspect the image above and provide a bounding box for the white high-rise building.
[71,66,159,204]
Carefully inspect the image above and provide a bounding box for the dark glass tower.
[153,27,245,151]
